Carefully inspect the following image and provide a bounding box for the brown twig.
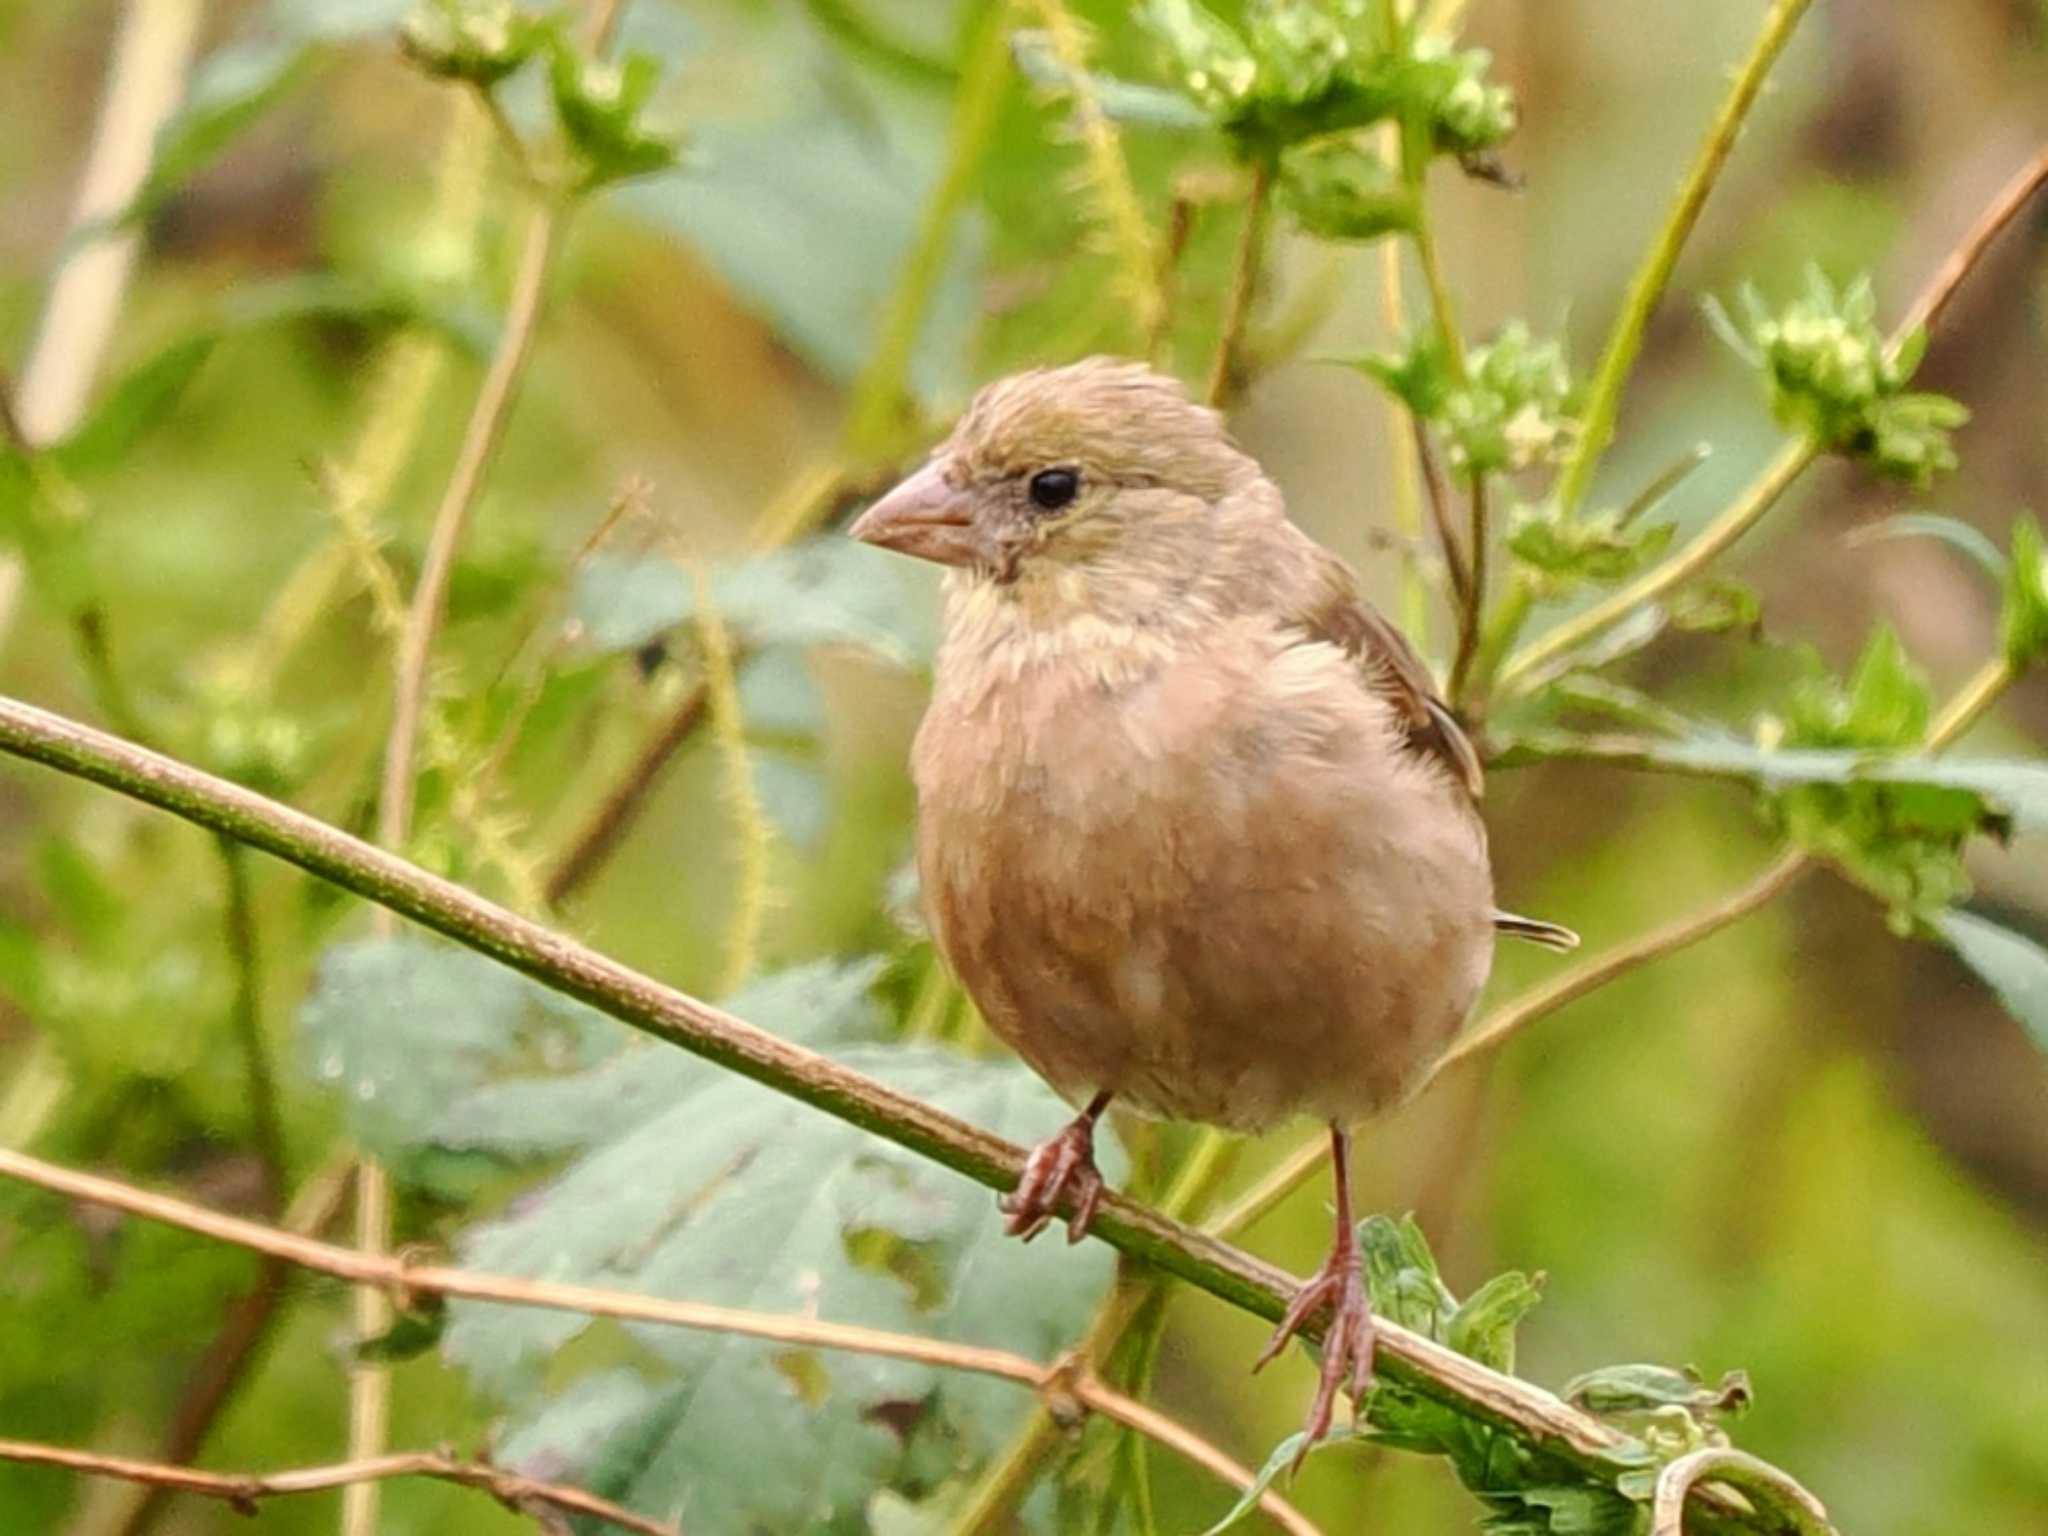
[1208,160,1273,407]
[1449,471,1489,707]
[1652,1448,1836,1536]
[0,1439,677,1536]
[0,1146,1317,1536]
[1891,145,2048,342]
[1412,416,1473,612]
[92,1159,357,1536]
[543,681,711,907]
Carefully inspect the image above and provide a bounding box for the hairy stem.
[1208,160,1273,407]
[1554,0,1814,515]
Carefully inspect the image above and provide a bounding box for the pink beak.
[848,459,984,568]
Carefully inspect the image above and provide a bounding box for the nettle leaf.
[1936,911,2048,1054]
[298,935,616,1171]
[571,540,937,664]
[1563,1364,1752,1422]
[437,1035,1121,1532]
[2001,515,2048,668]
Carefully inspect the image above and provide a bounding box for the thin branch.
[216,839,284,1209]
[0,1146,1317,1536]
[1208,160,1274,407]
[91,1159,356,1536]
[0,364,29,454]
[1554,0,1814,515]
[1449,471,1489,707]
[0,1439,676,1536]
[1891,146,2048,341]
[543,681,711,906]
[1412,416,1473,613]
[1503,144,2048,692]
[1652,1448,1836,1536]
[0,694,1666,1485]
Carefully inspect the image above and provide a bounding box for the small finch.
[850,357,1576,1446]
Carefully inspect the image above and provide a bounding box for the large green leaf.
[1936,911,2048,1054]
[50,337,217,477]
[571,539,938,664]
[436,1034,1121,1532]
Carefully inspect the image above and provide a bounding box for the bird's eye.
[1026,467,1081,514]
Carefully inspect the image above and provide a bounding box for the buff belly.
[913,633,1495,1133]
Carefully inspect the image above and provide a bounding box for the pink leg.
[1000,1091,1111,1244]
[1251,1124,1375,1458]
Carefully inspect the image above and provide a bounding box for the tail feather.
[1493,910,1580,951]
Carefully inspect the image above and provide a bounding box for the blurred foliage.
[0,1,2045,1534]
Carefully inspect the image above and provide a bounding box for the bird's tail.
[1493,910,1580,951]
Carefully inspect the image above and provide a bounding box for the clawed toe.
[1000,1096,1110,1243]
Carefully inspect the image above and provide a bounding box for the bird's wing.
[1286,544,1485,801]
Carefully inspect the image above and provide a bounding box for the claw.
[999,1093,1110,1243]
[1249,1125,1377,1464]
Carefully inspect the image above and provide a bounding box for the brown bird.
[849,357,1575,1447]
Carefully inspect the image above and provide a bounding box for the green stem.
[1409,207,1468,385]
[1553,0,1814,515]
[1206,158,1273,406]
[840,5,1011,458]
[217,838,285,1209]
[1500,435,1817,693]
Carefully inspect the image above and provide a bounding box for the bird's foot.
[1251,1239,1375,1459]
[1000,1115,1106,1244]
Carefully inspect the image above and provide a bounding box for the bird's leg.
[1000,1090,1112,1244]
[1251,1124,1374,1455]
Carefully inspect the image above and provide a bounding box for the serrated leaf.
[442,1041,1121,1532]
[1936,910,2048,1053]
[298,935,616,1169]
[51,336,216,476]
[572,540,936,664]
[1562,1363,1752,1420]
[1198,1431,1311,1536]
[1358,1214,1455,1338]
[1447,1270,1543,1374]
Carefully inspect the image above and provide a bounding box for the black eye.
[1027,467,1080,513]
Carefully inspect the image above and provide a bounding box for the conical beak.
[848,459,983,568]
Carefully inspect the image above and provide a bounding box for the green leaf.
[1276,140,1416,241]
[439,1038,1121,1532]
[117,41,318,230]
[1508,500,1675,590]
[1846,512,2008,580]
[1358,1213,1455,1337]
[1562,1363,1752,1421]
[1447,1270,1544,1375]
[1009,31,1210,130]
[548,42,685,189]
[2001,515,2048,667]
[1935,910,2048,1053]
[298,935,616,1170]
[1483,1484,1645,1535]
[50,337,216,476]
[572,540,937,664]
[1786,625,1929,750]
[352,1299,449,1363]
[1198,1431,1312,1536]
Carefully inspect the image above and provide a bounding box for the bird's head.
[848,358,1258,586]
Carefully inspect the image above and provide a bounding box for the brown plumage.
[849,356,1575,1449]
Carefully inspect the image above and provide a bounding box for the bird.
[848,356,1577,1449]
